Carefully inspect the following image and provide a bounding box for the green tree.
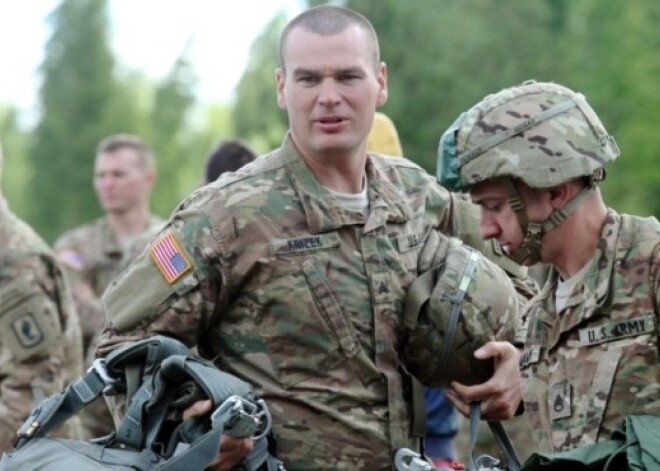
[0,106,29,216]
[231,13,289,153]
[147,49,201,216]
[565,0,660,217]
[342,0,659,217]
[28,0,136,242]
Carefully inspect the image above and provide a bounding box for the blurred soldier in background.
[203,139,256,185]
[54,134,163,438]
[367,111,403,157]
[0,140,84,451]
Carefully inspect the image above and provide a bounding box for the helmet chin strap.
[500,177,599,266]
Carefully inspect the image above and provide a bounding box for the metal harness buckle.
[88,358,121,395]
[210,395,272,439]
[394,448,435,471]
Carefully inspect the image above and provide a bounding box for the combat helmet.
[402,240,520,388]
[437,80,620,264]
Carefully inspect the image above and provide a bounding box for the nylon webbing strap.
[541,186,595,233]
[437,250,479,380]
[458,99,579,168]
[411,378,426,439]
[466,403,521,471]
[402,268,438,440]
[16,367,109,445]
[487,421,522,471]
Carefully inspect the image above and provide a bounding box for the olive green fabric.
[520,415,660,471]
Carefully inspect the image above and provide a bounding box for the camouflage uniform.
[437,80,660,457]
[520,210,660,452]
[97,134,526,470]
[54,214,163,438]
[0,201,84,451]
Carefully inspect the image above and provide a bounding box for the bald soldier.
[54,134,163,438]
[95,6,535,470]
[0,141,84,451]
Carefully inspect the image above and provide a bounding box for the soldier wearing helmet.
[438,80,660,453]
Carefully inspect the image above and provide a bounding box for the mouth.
[499,243,513,256]
[315,116,346,129]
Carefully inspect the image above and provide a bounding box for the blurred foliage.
[232,0,660,217]
[1,0,659,244]
[27,0,124,242]
[343,0,660,217]
[0,106,28,216]
[231,12,289,154]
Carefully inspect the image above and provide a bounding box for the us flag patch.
[150,231,192,284]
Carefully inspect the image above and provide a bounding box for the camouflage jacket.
[520,210,660,452]
[54,214,163,350]
[98,135,526,470]
[0,201,84,450]
[54,214,163,439]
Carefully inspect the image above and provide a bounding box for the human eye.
[296,73,319,85]
[484,201,504,213]
[338,70,362,82]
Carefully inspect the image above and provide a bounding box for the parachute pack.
[0,335,283,471]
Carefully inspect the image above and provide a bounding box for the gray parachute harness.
[1,335,283,471]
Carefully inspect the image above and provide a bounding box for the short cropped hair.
[205,139,257,184]
[278,5,380,71]
[96,134,155,172]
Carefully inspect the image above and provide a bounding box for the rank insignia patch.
[150,231,192,284]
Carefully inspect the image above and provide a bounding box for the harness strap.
[466,403,521,471]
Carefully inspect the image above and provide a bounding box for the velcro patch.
[395,231,425,252]
[0,278,60,361]
[549,382,572,421]
[271,233,340,255]
[149,231,192,284]
[57,249,84,271]
[520,345,541,368]
[578,314,656,346]
[11,313,44,348]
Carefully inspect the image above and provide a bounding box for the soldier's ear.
[275,68,287,110]
[548,183,572,210]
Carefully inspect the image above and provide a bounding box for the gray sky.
[0,0,303,123]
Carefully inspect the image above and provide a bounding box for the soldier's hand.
[446,340,521,420]
[182,399,254,471]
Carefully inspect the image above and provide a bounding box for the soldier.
[438,80,660,453]
[0,141,84,451]
[54,134,163,438]
[96,6,531,470]
[203,139,257,185]
[367,111,404,157]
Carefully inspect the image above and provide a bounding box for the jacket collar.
[280,134,414,234]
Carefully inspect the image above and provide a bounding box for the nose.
[317,78,341,106]
[479,211,500,240]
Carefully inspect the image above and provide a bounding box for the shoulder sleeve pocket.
[0,277,62,361]
[103,229,201,332]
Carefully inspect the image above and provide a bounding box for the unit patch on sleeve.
[150,231,192,284]
[11,313,44,348]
